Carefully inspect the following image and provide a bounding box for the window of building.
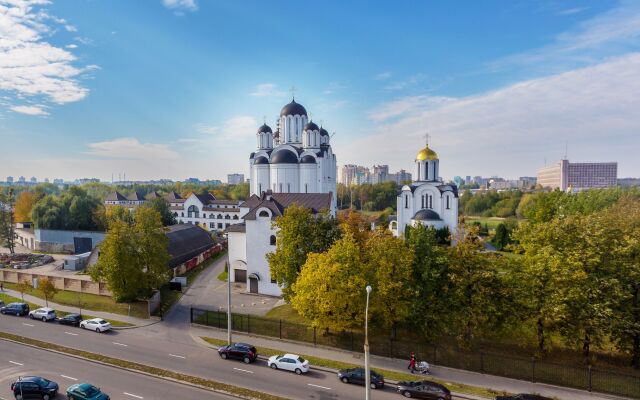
[218,214,223,219]
[421,195,425,209]
[429,195,433,209]
[405,195,408,208]
[287,183,291,193]
[187,205,199,218]
[259,210,269,217]
[181,212,184,217]
[279,183,282,192]
[233,215,239,220]
[270,235,276,245]
[209,222,214,228]
[305,183,308,193]
[258,183,262,194]
[218,223,223,229]
[203,213,207,218]
[446,195,450,209]
[225,214,230,219]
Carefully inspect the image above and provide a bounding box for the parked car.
[58,313,83,327]
[66,383,110,400]
[79,318,112,333]
[29,307,57,322]
[10,376,59,400]
[0,300,4,308]
[0,302,29,316]
[337,367,384,389]
[495,395,552,400]
[267,353,310,374]
[396,380,452,399]
[218,343,258,363]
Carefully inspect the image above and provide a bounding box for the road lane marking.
[22,323,34,327]
[233,367,254,374]
[124,393,144,399]
[113,342,128,347]
[61,375,77,381]
[169,354,185,359]
[65,332,78,336]
[307,383,332,390]
[8,361,23,366]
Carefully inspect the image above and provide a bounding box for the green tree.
[266,205,340,301]
[492,223,510,251]
[38,277,58,307]
[32,186,104,231]
[143,197,176,226]
[0,189,16,253]
[14,191,35,223]
[15,280,32,301]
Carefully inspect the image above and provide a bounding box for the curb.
[0,336,286,400]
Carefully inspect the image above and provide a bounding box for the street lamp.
[227,261,232,345]
[364,285,372,400]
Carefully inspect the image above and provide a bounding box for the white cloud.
[221,115,257,140]
[374,72,392,80]
[384,74,426,91]
[250,83,285,97]
[10,104,48,115]
[557,7,587,16]
[194,123,219,135]
[0,0,94,114]
[86,137,179,160]
[162,0,198,12]
[65,43,77,49]
[346,53,640,179]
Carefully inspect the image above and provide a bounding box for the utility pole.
[227,261,232,344]
[364,285,372,400]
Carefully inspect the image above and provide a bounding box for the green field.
[464,216,506,229]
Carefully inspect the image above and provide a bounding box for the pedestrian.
[408,353,417,374]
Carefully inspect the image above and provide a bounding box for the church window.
[417,166,420,181]
[188,205,199,218]
[425,163,429,181]
[181,212,184,217]
[279,183,283,192]
[287,183,291,193]
[258,183,262,194]
[225,214,230,219]
[421,195,425,209]
[259,210,269,217]
[405,195,408,208]
[233,215,239,220]
[305,183,308,193]
[217,214,222,219]
[173,212,178,217]
[429,195,433,209]
[446,195,450,209]
[270,235,276,246]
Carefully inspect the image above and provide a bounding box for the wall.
[228,231,247,283]
[245,209,281,296]
[0,269,111,296]
[35,229,105,254]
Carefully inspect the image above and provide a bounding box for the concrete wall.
[0,269,111,296]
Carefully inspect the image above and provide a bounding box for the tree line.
[269,192,640,368]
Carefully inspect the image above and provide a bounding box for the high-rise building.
[370,165,389,184]
[6,176,13,183]
[227,173,245,185]
[537,159,617,191]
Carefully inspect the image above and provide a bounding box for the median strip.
[0,331,289,400]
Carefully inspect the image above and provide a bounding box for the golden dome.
[416,145,438,161]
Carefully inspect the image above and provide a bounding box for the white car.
[80,318,112,333]
[267,353,310,375]
[28,307,56,322]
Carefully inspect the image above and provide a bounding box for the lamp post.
[224,233,232,345]
[364,285,372,400]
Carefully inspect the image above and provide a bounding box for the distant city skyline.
[1,0,639,181]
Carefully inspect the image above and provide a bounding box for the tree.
[267,205,340,301]
[32,186,104,231]
[14,191,35,223]
[492,223,511,251]
[0,189,16,253]
[38,277,58,307]
[143,197,176,226]
[15,280,32,301]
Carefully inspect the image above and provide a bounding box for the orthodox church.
[389,141,459,237]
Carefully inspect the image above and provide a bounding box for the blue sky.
[1,0,639,181]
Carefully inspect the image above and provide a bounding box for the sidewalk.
[189,324,625,400]
[0,288,154,327]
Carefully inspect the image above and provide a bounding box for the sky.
[1,0,639,182]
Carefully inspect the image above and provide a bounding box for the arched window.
[258,183,262,194]
[181,212,184,217]
[287,183,291,193]
[188,205,199,218]
[270,235,276,246]
[218,214,223,219]
[429,195,433,209]
[225,214,230,220]
[203,213,207,218]
[421,195,425,209]
[259,210,269,217]
[305,183,308,193]
[233,215,239,220]
[173,212,178,217]
[446,195,450,209]
[405,195,409,209]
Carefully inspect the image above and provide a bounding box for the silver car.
[29,307,57,322]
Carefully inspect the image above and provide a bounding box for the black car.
[11,376,59,400]
[1,302,30,316]
[397,380,452,399]
[496,395,552,400]
[218,343,258,363]
[337,367,384,389]
[58,313,83,327]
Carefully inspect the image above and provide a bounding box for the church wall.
[253,165,270,196]
[299,164,317,193]
[228,231,247,283]
[246,214,282,296]
[270,164,300,193]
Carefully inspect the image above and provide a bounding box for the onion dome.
[303,121,319,131]
[319,127,329,136]
[254,156,269,165]
[270,150,298,164]
[413,209,441,221]
[280,99,307,117]
[257,124,272,134]
[300,155,316,164]
[416,145,438,161]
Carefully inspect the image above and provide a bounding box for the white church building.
[228,98,337,296]
[390,143,459,237]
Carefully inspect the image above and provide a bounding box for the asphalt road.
[0,315,409,400]
[0,341,236,400]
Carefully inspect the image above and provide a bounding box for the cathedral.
[389,142,459,237]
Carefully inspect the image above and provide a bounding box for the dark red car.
[218,343,258,364]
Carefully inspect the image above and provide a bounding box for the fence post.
[190,308,193,323]
[279,319,282,339]
[247,314,251,334]
[531,357,536,383]
[480,352,485,373]
[588,365,592,392]
[313,327,317,346]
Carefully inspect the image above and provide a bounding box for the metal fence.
[191,307,640,399]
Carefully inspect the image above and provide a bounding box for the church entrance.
[249,276,259,293]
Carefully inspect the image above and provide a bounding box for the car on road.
[267,353,310,374]
[218,342,258,363]
[28,307,57,322]
[10,376,59,400]
[0,302,30,316]
[337,367,385,389]
[79,318,112,333]
[396,380,452,399]
[66,383,110,400]
[58,313,83,327]
[495,395,552,400]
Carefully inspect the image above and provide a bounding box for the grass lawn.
[217,271,228,282]
[201,336,504,399]
[265,304,307,325]
[2,282,149,319]
[465,216,506,230]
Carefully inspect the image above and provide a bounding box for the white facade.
[390,144,459,237]
[172,192,245,233]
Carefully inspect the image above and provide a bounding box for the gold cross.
[289,86,296,100]
[424,132,430,146]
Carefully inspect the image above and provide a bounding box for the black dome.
[280,99,307,117]
[254,156,269,165]
[320,127,329,136]
[413,209,441,221]
[271,150,298,164]
[304,122,319,131]
[257,124,272,134]
[300,155,316,164]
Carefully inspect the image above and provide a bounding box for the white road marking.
[22,323,34,327]
[65,332,78,336]
[307,383,332,390]
[113,342,128,347]
[61,375,77,381]
[233,367,254,374]
[124,393,144,399]
[168,354,186,359]
[8,361,23,366]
